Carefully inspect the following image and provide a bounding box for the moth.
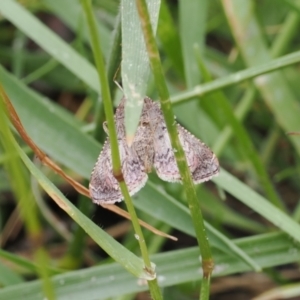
[89,97,219,204]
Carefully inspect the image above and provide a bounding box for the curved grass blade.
[213,169,300,243]
[121,0,160,143]
[0,0,99,92]
[0,232,298,300]
[15,140,153,280]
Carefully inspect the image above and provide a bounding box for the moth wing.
[152,120,219,183]
[145,98,180,182]
[177,124,219,183]
[89,140,121,204]
[131,109,155,173]
[153,123,182,182]
[89,138,148,204]
[120,139,148,197]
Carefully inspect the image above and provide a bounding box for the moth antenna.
[113,64,123,92]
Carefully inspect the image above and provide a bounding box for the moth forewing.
[89,98,147,204]
[177,125,219,183]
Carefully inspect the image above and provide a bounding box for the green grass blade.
[0,249,63,275]
[0,232,298,300]
[16,141,150,280]
[80,2,160,297]
[214,169,300,242]
[0,262,24,286]
[121,0,160,139]
[157,0,184,78]
[179,0,207,87]
[0,0,99,92]
[198,186,265,233]
[134,182,261,271]
[195,53,283,209]
[42,0,111,59]
[137,2,214,299]
[222,0,300,156]
[0,64,99,178]
[171,50,300,107]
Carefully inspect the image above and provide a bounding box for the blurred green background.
[1,0,300,299]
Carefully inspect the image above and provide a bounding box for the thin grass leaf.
[213,169,300,242]
[222,0,300,156]
[157,0,184,79]
[134,182,261,271]
[0,100,56,299]
[42,0,111,59]
[0,249,63,275]
[136,1,216,299]
[197,186,266,234]
[0,262,24,286]
[195,52,284,209]
[80,2,161,298]
[0,65,99,178]
[16,140,151,280]
[179,0,207,87]
[0,0,99,92]
[121,0,160,142]
[0,232,299,300]
[171,49,300,109]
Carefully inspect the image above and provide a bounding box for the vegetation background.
[0,0,300,299]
